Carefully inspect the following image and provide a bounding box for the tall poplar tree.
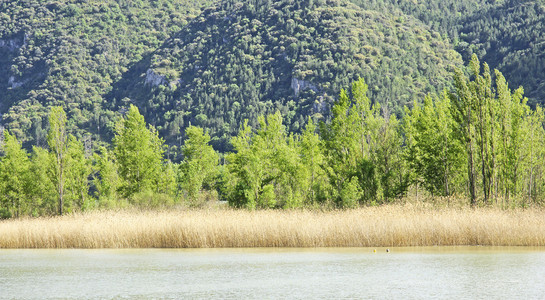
[93,147,120,207]
[403,92,465,196]
[178,126,219,200]
[0,131,31,218]
[48,106,68,215]
[321,77,407,206]
[452,55,480,205]
[113,105,165,198]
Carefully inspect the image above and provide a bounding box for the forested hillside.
[112,0,461,151]
[0,0,212,147]
[457,0,545,105]
[350,0,494,37]
[0,0,544,155]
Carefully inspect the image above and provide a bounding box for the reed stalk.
[1,205,545,248]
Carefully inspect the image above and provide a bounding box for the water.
[1,247,545,299]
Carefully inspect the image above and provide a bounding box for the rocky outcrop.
[8,76,24,89]
[291,77,318,97]
[312,95,328,114]
[0,33,26,52]
[145,69,168,86]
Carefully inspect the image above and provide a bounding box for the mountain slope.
[457,0,545,104]
[0,0,211,146]
[110,0,462,151]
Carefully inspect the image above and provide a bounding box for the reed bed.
[1,205,545,248]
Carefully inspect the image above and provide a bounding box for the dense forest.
[3,0,545,155]
[0,0,213,148]
[112,0,460,152]
[2,56,545,218]
[1,0,545,216]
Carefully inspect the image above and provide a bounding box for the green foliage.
[450,55,545,205]
[178,126,219,201]
[224,112,309,209]
[403,92,465,196]
[300,117,328,204]
[48,106,69,215]
[113,105,165,198]
[456,0,545,105]
[112,0,461,152]
[0,0,213,147]
[0,130,32,217]
[321,78,408,207]
[4,55,545,217]
[30,146,57,215]
[1,0,545,159]
[93,147,119,207]
[65,136,92,210]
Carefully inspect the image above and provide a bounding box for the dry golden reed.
[1,205,545,248]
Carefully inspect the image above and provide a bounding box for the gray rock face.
[0,34,25,52]
[313,95,328,114]
[8,76,24,89]
[145,69,168,86]
[291,77,318,97]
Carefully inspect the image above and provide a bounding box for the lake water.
[1,247,545,299]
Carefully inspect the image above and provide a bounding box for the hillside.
[0,0,212,146]
[1,0,544,154]
[456,0,545,104]
[350,0,496,37]
[110,0,461,151]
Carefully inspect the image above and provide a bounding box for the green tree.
[93,147,120,207]
[403,92,466,196]
[178,126,219,200]
[452,54,533,206]
[224,120,263,209]
[495,70,527,204]
[48,106,68,215]
[321,77,407,206]
[158,161,177,197]
[452,56,479,205]
[300,117,328,204]
[30,146,57,215]
[0,130,31,218]
[113,105,164,198]
[65,136,91,210]
[225,112,306,209]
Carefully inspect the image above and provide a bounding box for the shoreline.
[1,205,545,248]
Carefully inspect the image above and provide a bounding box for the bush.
[0,208,12,219]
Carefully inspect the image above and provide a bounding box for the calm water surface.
[1,247,545,299]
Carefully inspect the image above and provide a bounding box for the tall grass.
[1,205,545,248]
